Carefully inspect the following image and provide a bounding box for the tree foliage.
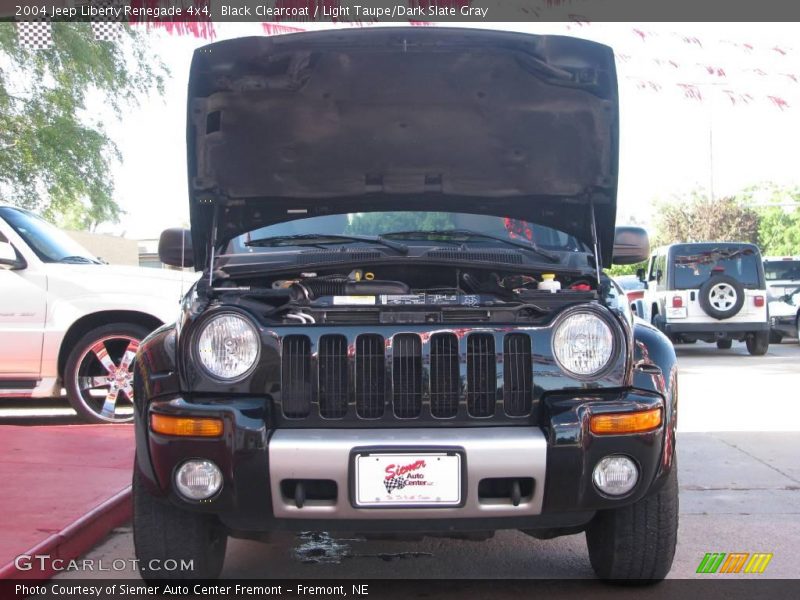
[607,261,646,277]
[652,192,760,247]
[738,183,800,256]
[345,212,456,235]
[0,22,167,229]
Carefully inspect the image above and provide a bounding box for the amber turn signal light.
[150,414,224,437]
[590,408,662,435]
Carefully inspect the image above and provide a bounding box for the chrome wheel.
[73,335,139,423]
[708,283,737,311]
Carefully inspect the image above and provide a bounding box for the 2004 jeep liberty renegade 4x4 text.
[132,28,678,581]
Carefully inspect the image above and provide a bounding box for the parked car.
[614,274,647,316]
[642,242,770,354]
[132,29,678,582]
[764,256,800,342]
[0,205,194,423]
[769,284,800,343]
[764,255,800,300]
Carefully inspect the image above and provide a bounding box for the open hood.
[187,28,619,268]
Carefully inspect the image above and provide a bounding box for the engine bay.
[205,264,600,325]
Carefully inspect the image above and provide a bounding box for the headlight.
[552,312,615,377]
[196,313,260,380]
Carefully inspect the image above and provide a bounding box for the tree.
[757,207,800,255]
[652,192,759,247]
[737,183,800,255]
[0,22,167,229]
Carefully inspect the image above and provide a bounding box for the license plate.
[667,307,687,319]
[353,452,462,507]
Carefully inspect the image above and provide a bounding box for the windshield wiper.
[246,233,408,255]
[384,229,560,263]
[58,255,100,264]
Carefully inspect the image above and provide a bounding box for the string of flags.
[12,4,798,110]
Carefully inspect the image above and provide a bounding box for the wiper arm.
[385,229,560,263]
[246,233,408,255]
[59,255,99,264]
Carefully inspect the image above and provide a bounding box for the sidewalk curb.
[0,486,132,580]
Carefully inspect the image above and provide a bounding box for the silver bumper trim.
[268,427,547,519]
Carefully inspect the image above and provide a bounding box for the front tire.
[64,323,150,423]
[585,467,678,581]
[746,331,769,356]
[133,466,227,580]
[716,339,732,350]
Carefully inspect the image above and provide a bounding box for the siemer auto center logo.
[696,552,773,574]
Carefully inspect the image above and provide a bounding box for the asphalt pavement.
[12,339,787,581]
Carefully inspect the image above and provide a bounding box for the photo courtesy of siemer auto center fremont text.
[0,0,799,598]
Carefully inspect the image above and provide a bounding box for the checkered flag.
[16,20,53,50]
[91,0,123,42]
[384,476,407,494]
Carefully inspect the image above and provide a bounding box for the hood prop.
[589,197,602,287]
[207,202,219,287]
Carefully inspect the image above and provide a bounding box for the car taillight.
[628,291,645,302]
[672,296,683,308]
[754,296,765,307]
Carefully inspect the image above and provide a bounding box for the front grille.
[430,333,460,418]
[503,334,533,416]
[278,330,535,423]
[281,335,312,418]
[355,334,385,419]
[392,334,422,418]
[466,334,496,417]
[318,335,348,418]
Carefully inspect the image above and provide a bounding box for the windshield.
[228,212,583,255]
[764,260,800,282]
[672,245,762,289]
[615,277,646,291]
[0,207,99,263]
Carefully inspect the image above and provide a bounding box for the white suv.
[0,205,194,422]
[764,256,800,343]
[642,242,770,355]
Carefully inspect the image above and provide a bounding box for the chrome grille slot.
[281,335,312,418]
[503,334,533,416]
[467,334,496,417]
[430,333,460,418]
[355,334,385,418]
[318,335,348,418]
[392,334,422,418]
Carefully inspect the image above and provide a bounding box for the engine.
[207,265,599,325]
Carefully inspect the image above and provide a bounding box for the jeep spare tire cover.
[699,275,745,319]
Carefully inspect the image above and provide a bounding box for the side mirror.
[612,226,650,265]
[635,267,646,282]
[0,240,24,269]
[158,228,193,268]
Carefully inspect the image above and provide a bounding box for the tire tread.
[586,466,678,581]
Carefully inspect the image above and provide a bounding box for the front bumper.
[138,389,673,534]
[771,315,797,338]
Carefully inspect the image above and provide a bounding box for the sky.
[89,21,800,239]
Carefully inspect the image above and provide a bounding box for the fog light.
[174,460,222,500]
[592,455,639,496]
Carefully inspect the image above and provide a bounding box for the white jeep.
[641,242,770,355]
[0,205,195,422]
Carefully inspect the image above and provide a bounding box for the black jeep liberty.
[132,28,678,581]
